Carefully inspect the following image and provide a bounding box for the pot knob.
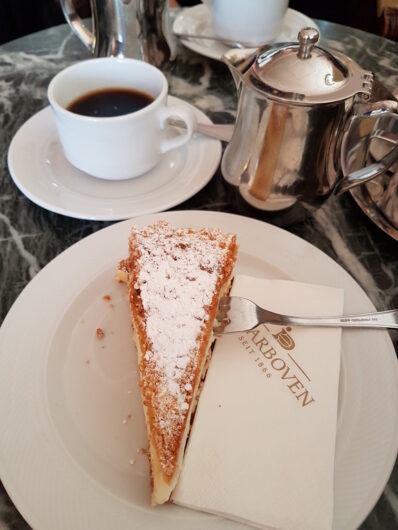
[297,27,319,59]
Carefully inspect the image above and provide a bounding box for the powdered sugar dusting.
[136,223,232,407]
[129,221,236,474]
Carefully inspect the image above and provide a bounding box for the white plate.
[0,211,397,530]
[173,5,320,61]
[7,97,221,221]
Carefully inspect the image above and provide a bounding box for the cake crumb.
[129,459,136,465]
[127,389,133,395]
[85,359,90,365]
[96,328,105,339]
[117,270,128,283]
[102,294,111,301]
[140,447,148,455]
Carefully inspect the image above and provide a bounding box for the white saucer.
[7,96,221,221]
[173,5,320,61]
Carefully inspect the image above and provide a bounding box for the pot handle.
[60,0,95,52]
[335,100,398,195]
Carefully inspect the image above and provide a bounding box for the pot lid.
[249,28,373,104]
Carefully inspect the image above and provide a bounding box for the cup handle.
[158,105,197,154]
[60,0,95,52]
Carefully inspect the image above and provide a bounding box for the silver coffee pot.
[222,28,398,211]
[60,0,175,68]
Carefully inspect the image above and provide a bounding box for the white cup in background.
[202,0,289,46]
[48,58,196,180]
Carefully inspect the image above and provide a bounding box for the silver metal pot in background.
[222,28,398,211]
[60,0,175,68]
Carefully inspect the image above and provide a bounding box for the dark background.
[0,0,384,45]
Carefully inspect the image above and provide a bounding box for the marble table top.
[0,11,397,530]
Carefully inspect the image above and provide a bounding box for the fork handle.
[266,309,398,329]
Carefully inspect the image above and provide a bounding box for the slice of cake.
[119,221,237,505]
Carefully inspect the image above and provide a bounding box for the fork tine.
[218,297,231,310]
[214,296,260,334]
[213,297,231,334]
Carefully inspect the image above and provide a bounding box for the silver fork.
[213,296,398,334]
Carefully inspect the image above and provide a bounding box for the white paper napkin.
[172,275,344,530]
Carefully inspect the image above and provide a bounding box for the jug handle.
[60,0,95,52]
[335,100,398,195]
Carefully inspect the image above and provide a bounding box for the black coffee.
[67,88,154,117]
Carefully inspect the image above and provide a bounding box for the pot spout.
[222,48,257,91]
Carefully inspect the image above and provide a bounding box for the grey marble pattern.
[0,11,397,530]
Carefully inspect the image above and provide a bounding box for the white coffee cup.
[202,0,289,46]
[48,58,196,180]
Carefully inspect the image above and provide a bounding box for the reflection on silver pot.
[60,0,175,68]
[222,28,398,211]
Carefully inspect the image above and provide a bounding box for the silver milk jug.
[60,0,175,68]
[222,28,398,211]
